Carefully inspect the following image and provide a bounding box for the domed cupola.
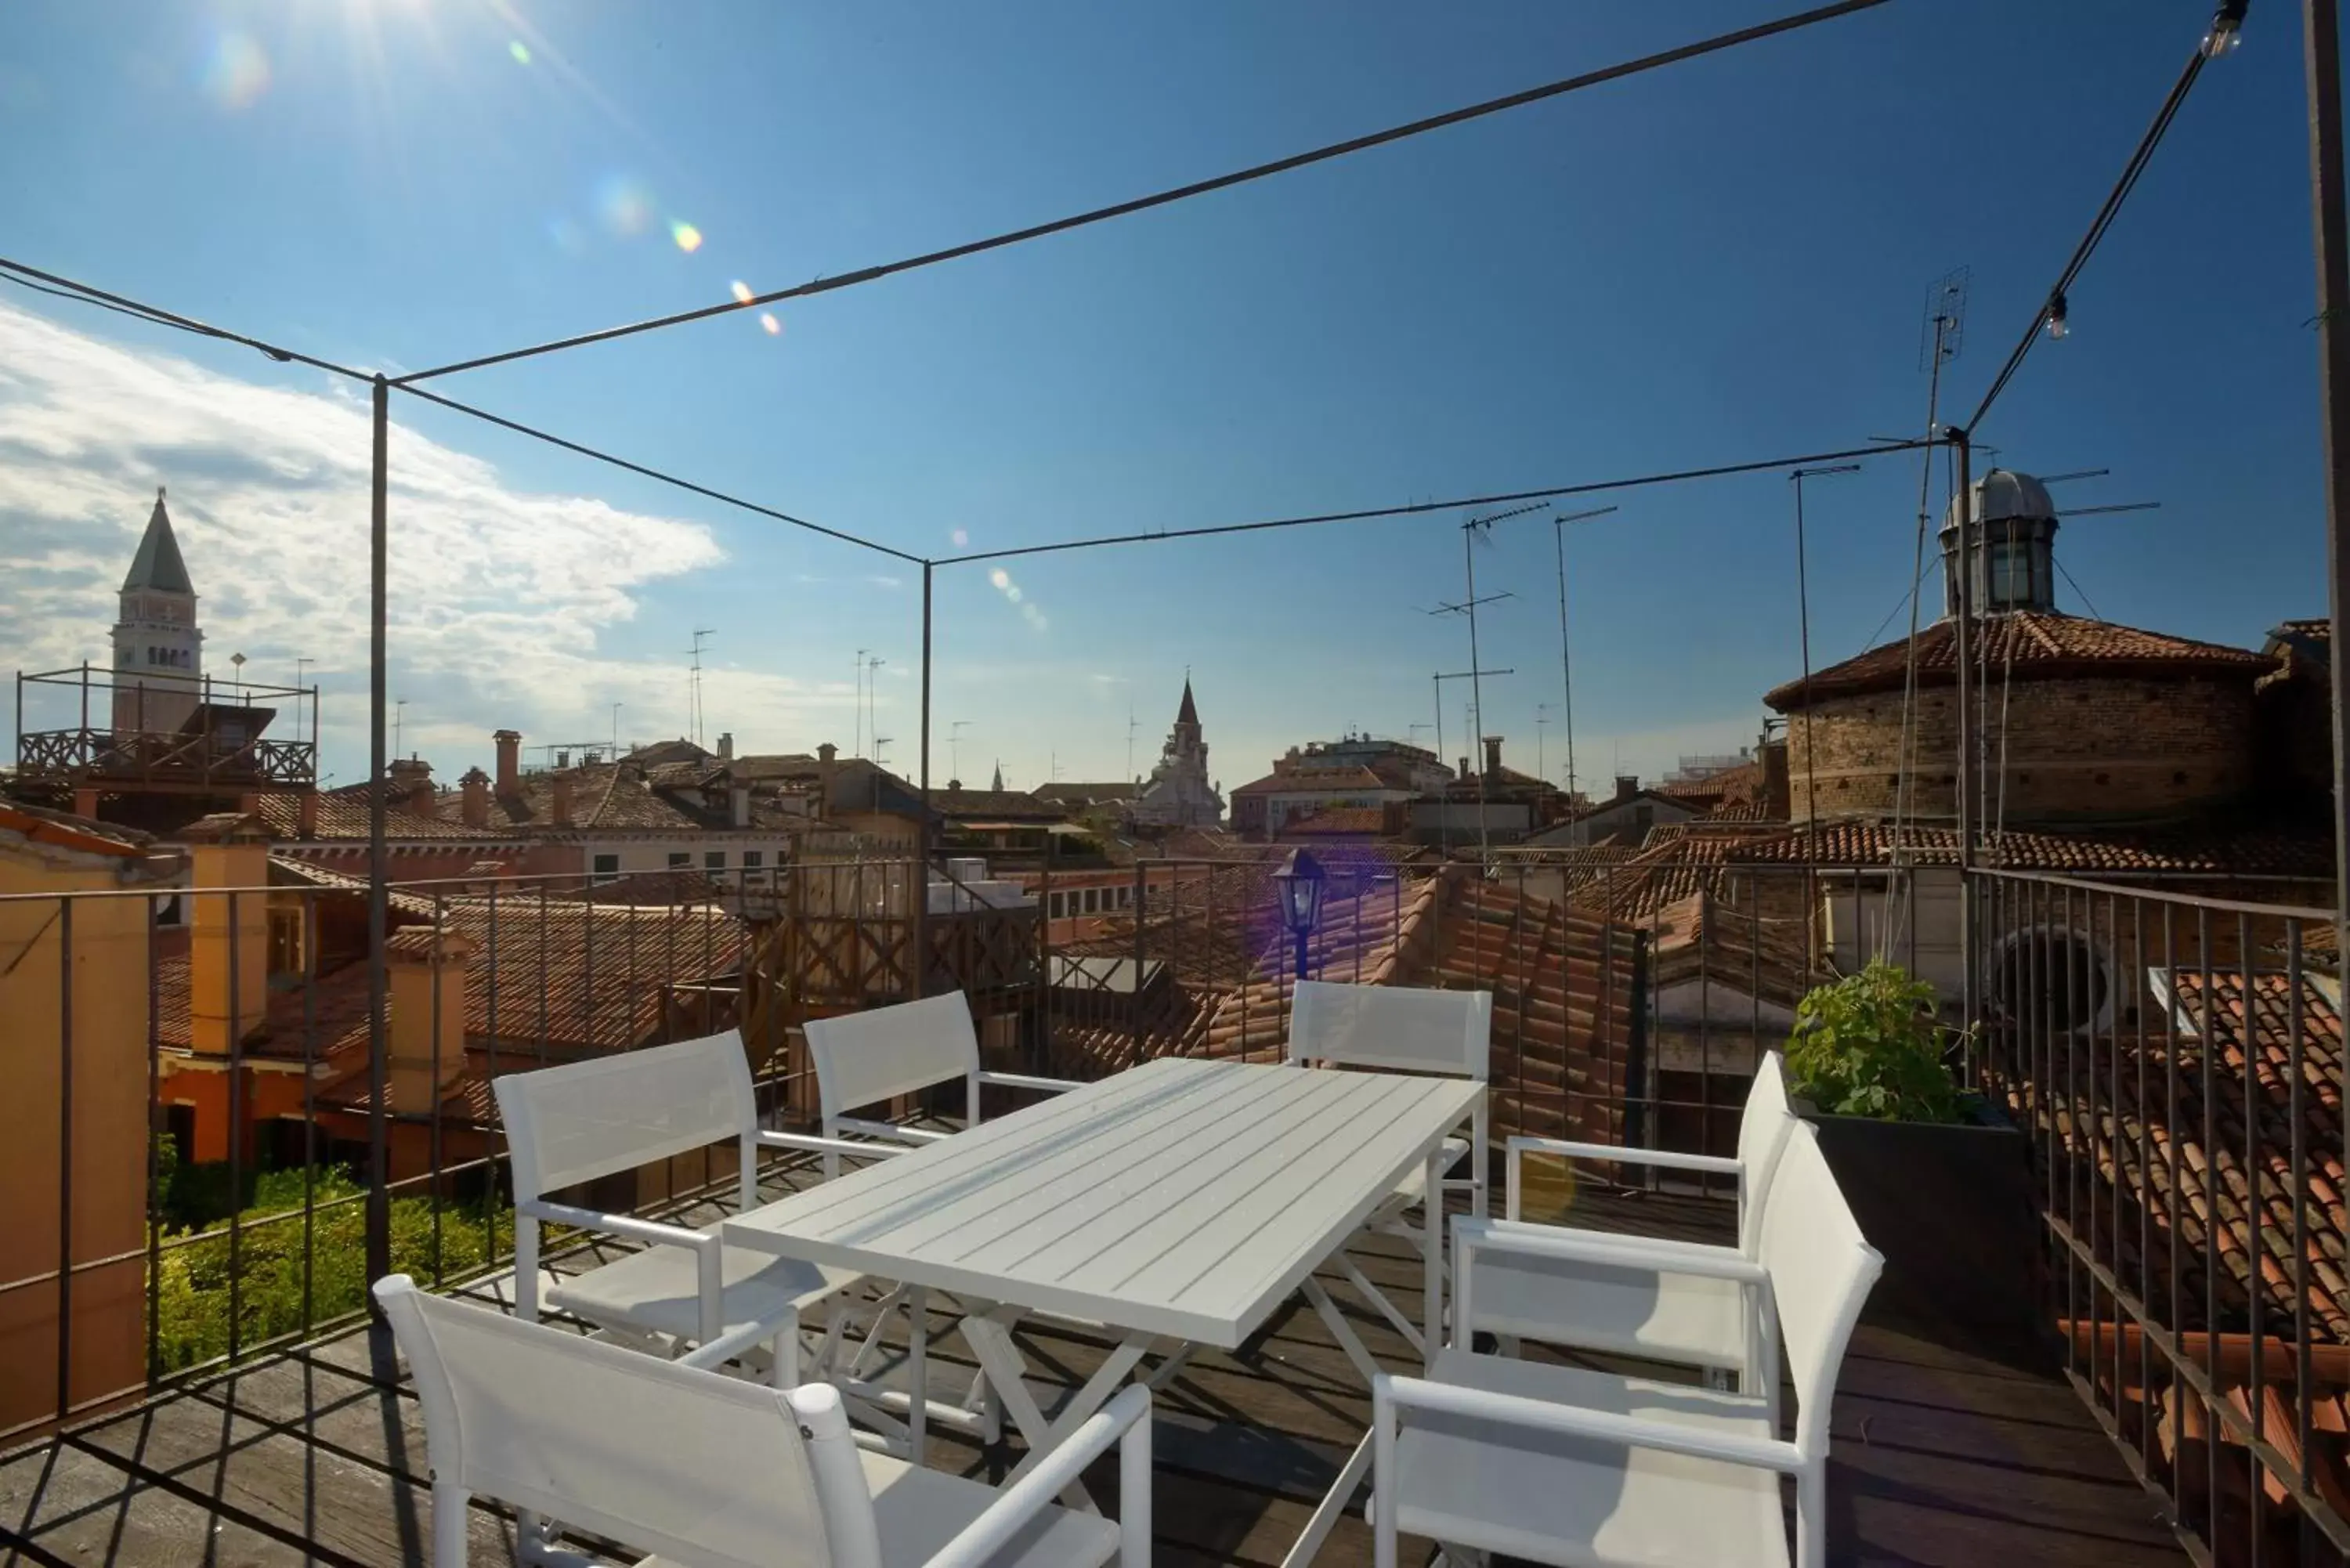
[1940,468,2059,617]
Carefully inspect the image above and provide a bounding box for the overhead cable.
[935,438,1936,567]
[0,256,374,385]
[394,0,1898,385]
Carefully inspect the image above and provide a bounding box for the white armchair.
[375,1274,1152,1568]
[1472,1050,1798,1385]
[1372,1121,1881,1568]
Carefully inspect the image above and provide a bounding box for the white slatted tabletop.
[725,1055,1480,1349]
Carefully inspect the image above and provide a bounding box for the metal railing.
[1969,867,2350,1567]
[16,840,2342,1568]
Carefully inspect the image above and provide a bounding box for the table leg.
[959,1308,1157,1512]
[1423,1144,1444,1368]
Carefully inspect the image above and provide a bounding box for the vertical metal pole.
[56,898,74,1426]
[1553,518,1576,809]
[2305,0,2350,1049]
[914,562,933,1001]
[1464,529,1490,864]
[1433,674,1448,857]
[1951,429,1977,1031]
[365,375,391,1290]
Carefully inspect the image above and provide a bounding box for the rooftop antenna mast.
[1126,706,1139,782]
[1549,504,1618,822]
[854,648,868,759]
[688,628,716,750]
[1435,497,1544,862]
[949,720,972,782]
[1889,266,1969,954]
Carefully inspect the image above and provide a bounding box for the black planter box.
[1796,1096,2055,1372]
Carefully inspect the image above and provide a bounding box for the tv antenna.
[688,628,716,749]
[1126,706,1139,782]
[949,720,972,782]
[1918,266,1969,372]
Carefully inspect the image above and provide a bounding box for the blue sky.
[0,0,2333,797]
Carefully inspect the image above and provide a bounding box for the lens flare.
[950,529,969,547]
[760,313,782,335]
[508,40,532,65]
[989,569,1010,590]
[545,215,586,255]
[730,280,754,304]
[595,175,653,237]
[201,31,270,110]
[1007,587,1023,603]
[670,220,703,253]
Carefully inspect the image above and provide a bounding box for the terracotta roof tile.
[251,791,511,842]
[1766,611,2269,710]
[1722,822,2334,877]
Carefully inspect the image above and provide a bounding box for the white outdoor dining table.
[722,1053,1483,1566]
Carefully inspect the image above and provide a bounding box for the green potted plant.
[1786,960,2049,1370]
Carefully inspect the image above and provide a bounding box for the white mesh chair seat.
[1466,1242,1750,1372]
[1386,1348,1786,1568]
[548,1237,864,1346]
[634,1453,1121,1568]
[855,1450,1122,1568]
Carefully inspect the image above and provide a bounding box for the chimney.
[817,742,838,812]
[730,782,751,829]
[717,732,734,761]
[386,927,473,1113]
[387,757,435,815]
[1614,775,1639,805]
[493,729,522,796]
[460,767,490,829]
[1760,735,1791,821]
[297,790,320,838]
[1482,736,1503,778]
[1458,757,1472,782]
[551,773,574,828]
[182,814,270,1057]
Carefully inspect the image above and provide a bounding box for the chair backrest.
[1287,980,1491,1081]
[377,1274,879,1568]
[803,992,981,1125]
[1733,1050,1797,1255]
[1755,1122,1882,1458]
[494,1031,754,1204]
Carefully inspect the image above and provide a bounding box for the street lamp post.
[1271,847,1326,982]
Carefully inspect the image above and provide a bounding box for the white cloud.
[0,300,837,774]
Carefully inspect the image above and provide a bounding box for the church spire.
[122,487,194,595]
[991,759,1004,792]
[1176,676,1198,728]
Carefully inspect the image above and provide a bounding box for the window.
[592,853,620,883]
[743,851,764,869]
[667,852,690,869]
[1049,891,1065,918]
[705,851,726,870]
[267,907,306,979]
[1083,888,1100,915]
[1988,540,2034,608]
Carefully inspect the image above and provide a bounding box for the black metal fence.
[1969,868,2350,1566]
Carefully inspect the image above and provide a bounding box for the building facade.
[1130,679,1224,829]
[109,490,204,736]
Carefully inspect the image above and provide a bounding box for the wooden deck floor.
[2,1176,2187,1568]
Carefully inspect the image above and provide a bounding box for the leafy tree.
[1784,959,1964,1123]
[151,1165,505,1372]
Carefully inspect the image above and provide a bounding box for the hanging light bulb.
[2044,291,2069,341]
[2202,0,2246,57]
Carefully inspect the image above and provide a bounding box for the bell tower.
[110,488,204,733]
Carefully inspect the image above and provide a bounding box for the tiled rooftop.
[1766,610,2274,709]
[1721,821,2337,877]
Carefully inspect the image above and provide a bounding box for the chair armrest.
[974,1070,1083,1095]
[926,1386,1152,1568]
[519,1198,712,1254]
[1458,1217,1764,1284]
[1506,1135,1743,1176]
[1377,1371,1802,1476]
[755,1130,906,1161]
[677,1314,787,1371]
[832,1115,952,1145]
